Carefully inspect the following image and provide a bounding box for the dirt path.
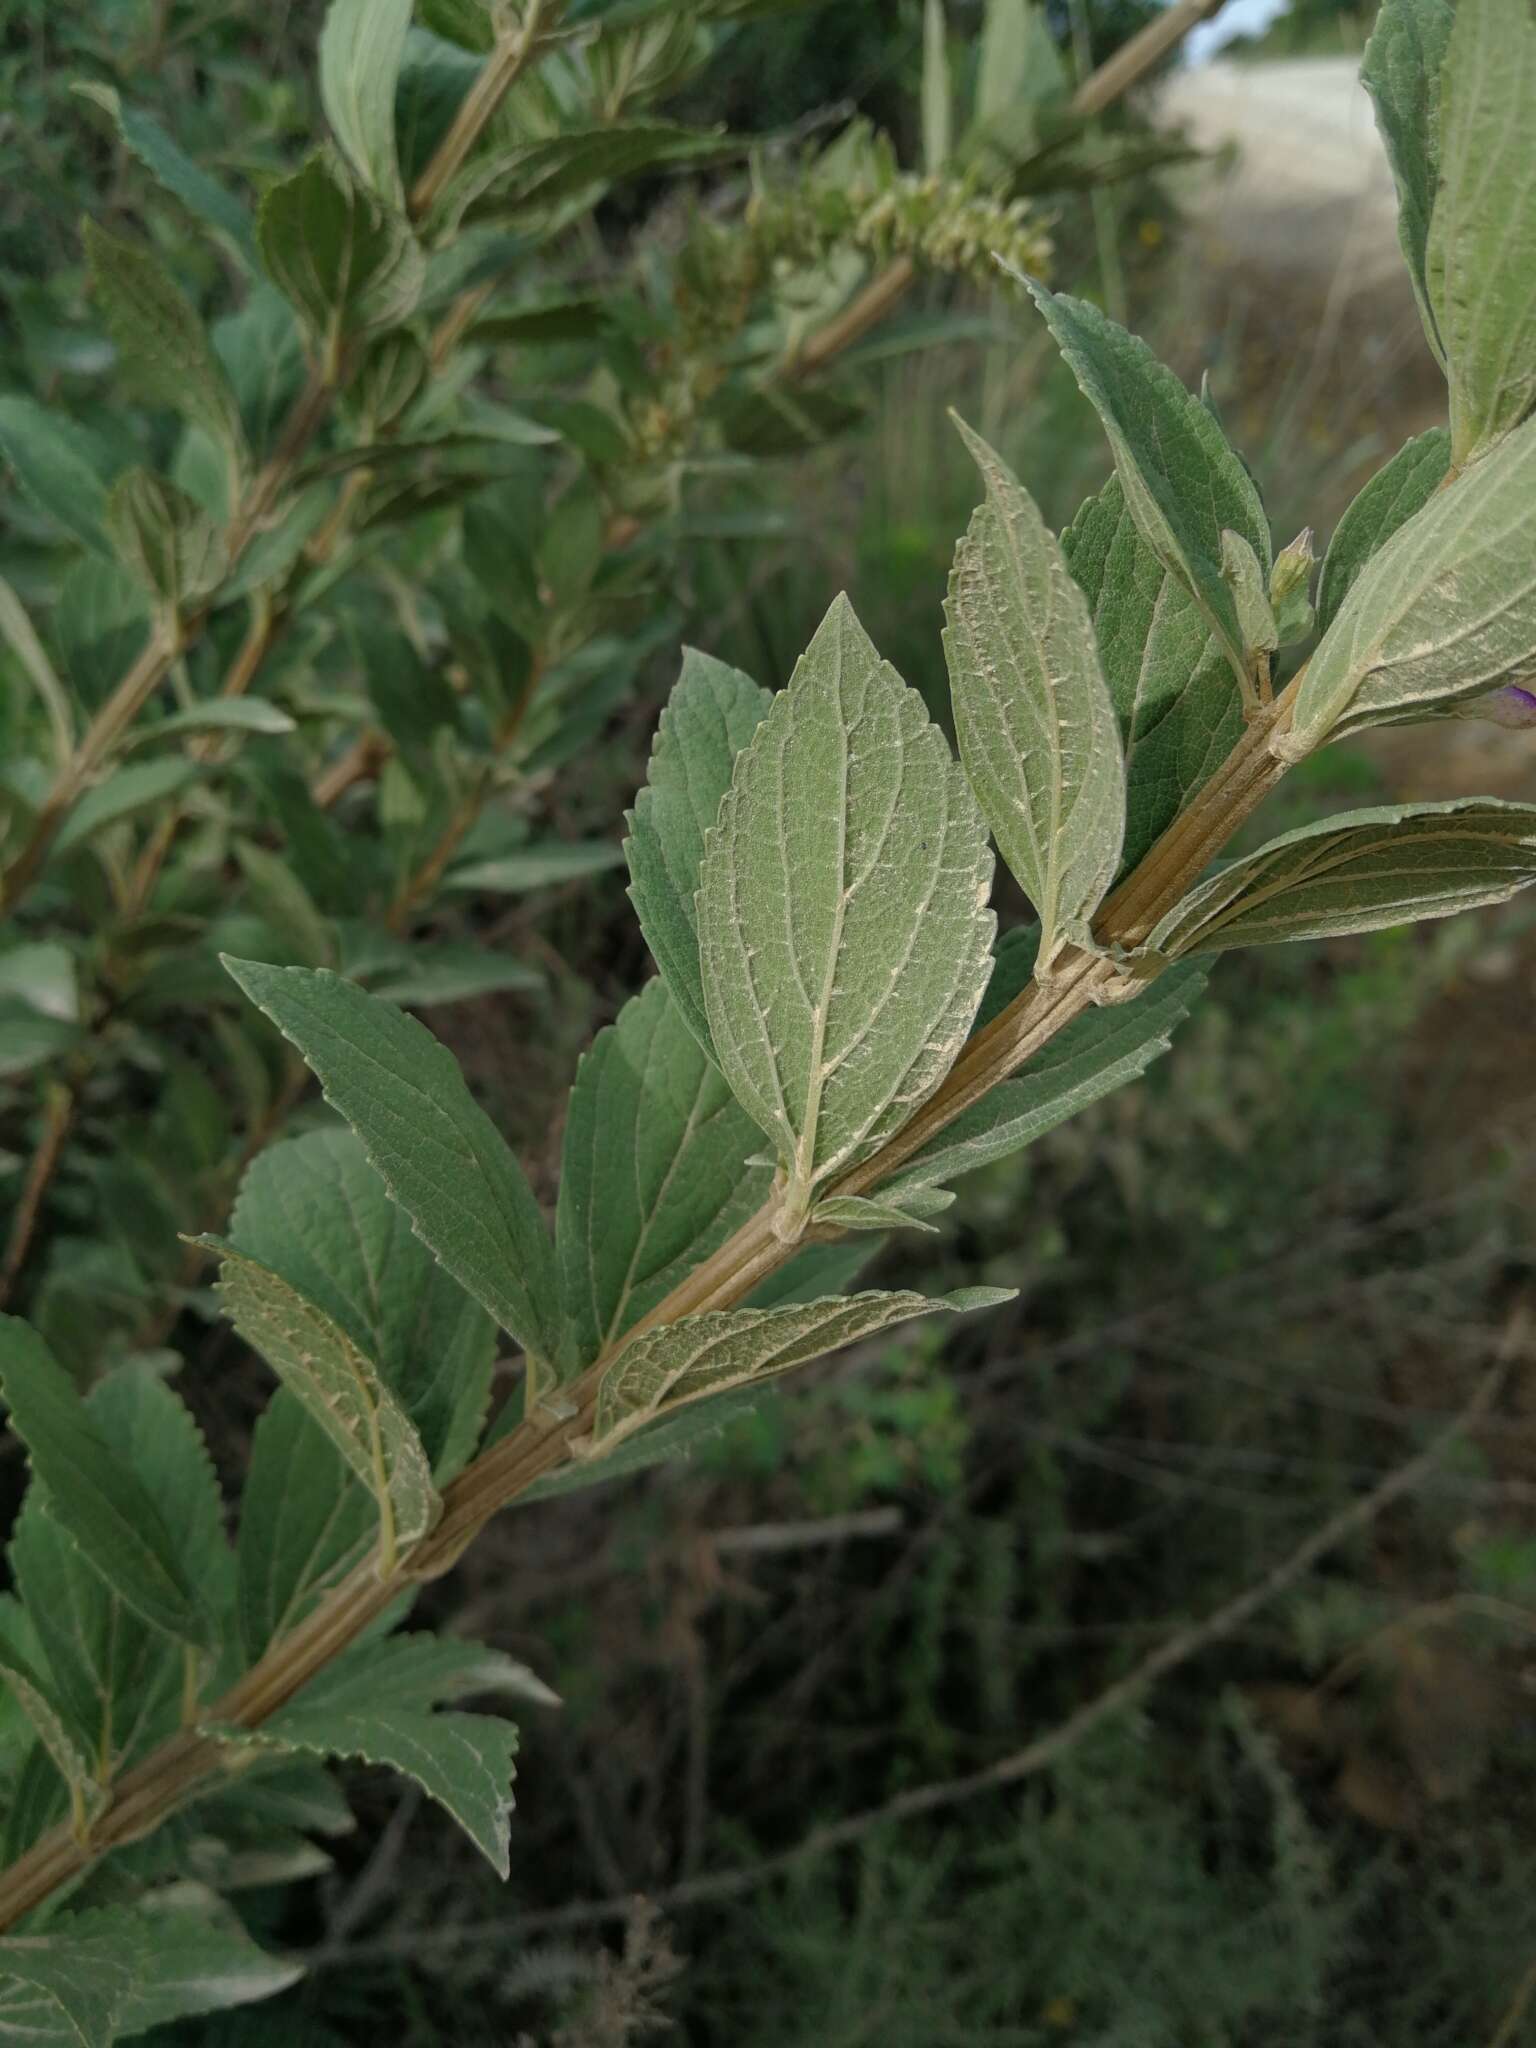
[1156,56,1404,288]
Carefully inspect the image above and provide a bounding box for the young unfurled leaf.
[0,397,115,555]
[1361,0,1453,364]
[73,85,259,272]
[196,1240,440,1569]
[221,960,561,1376]
[83,220,243,456]
[1268,528,1316,645]
[1315,429,1450,637]
[811,1191,950,1235]
[626,648,770,1058]
[0,1600,106,1833]
[0,1316,211,1647]
[557,978,770,1369]
[1423,0,1536,465]
[214,1633,525,1875]
[0,1891,300,2045]
[698,595,995,1231]
[885,962,1206,1191]
[1022,281,1271,680]
[237,1393,374,1663]
[318,0,414,209]
[1146,798,1536,956]
[105,468,228,616]
[258,151,425,351]
[946,422,1124,968]
[1218,529,1278,657]
[125,699,297,748]
[1061,474,1244,873]
[1287,416,1536,752]
[231,1128,495,1478]
[592,1286,1014,1450]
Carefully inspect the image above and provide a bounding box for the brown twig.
[407,2,552,223]
[0,1083,75,1309]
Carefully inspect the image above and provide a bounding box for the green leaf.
[521,1386,761,1503]
[1061,474,1243,872]
[215,1638,522,1875]
[944,421,1124,967]
[83,220,243,455]
[450,123,726,229]
[812,1192,945,1234]
[444,840,625,893]
[973,0,1066,129]
[1288,415,1536,752]
[557,978,770,1369]
[360,943,540,1007]
[885,962,1206,1190]
[237,1393,374,1662]
[0,1892,300,2046]
[73,86,259,271]
[1219,529,1278,655]
[231,1128,495,1478]
[1147,798,1536,955]
[311,1630,556,1712]
[1361,0,1454,364]
[12,1369,232,1783]
[1023,281,1270,679]
[626,647,771,1057]
[257,150,425,347]
[698,595,995,1228]
[591,1286,1012,1451]
[1314,428,1451,637]
[0,397,114,555]
[319,0,415,208]
[125,699,298,747]
[0,1600,107,1832]
[105,468,228,615]
[196,1239,440,1566]
[1423,0,1536,464]
[0,1317,211,1647]
[922,0,953,170]
[220,960,561,1373]
[52,759,197,860]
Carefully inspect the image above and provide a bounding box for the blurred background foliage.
[2,0,1535,2042]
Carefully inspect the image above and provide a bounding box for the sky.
[1185,0,1294,62]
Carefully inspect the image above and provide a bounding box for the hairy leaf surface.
[698,595,994,1216]
[237,1393,374,1663]
[0,1317,211,1647]
[887,962,1207,1189]
[593,1286,1012,1449]
[1061,474,1243,871]
[1361,0,1453,362]
[83,221,243,454]
[319,0,414,208]
[1315,427,1451,636]
[945,422,1124,964]
[231,1129,495,1478]
[626,648,770,1056]
[222,960,560,1373]
[1289,416,1536,749]
[199,1241,439,1561]
[1023,282,1270,676]
[557,979,769,1367]
[1424,0,1536,463]
[1147,798,1536,954]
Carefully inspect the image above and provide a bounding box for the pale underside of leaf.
[592,1285,1012,1451]
[945,424,1124,965]
[1147,798,1536,954]
[698,595,995,1215]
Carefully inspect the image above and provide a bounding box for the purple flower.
[1456,683,1536,729]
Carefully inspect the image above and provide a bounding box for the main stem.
[0,678,1300,1933]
